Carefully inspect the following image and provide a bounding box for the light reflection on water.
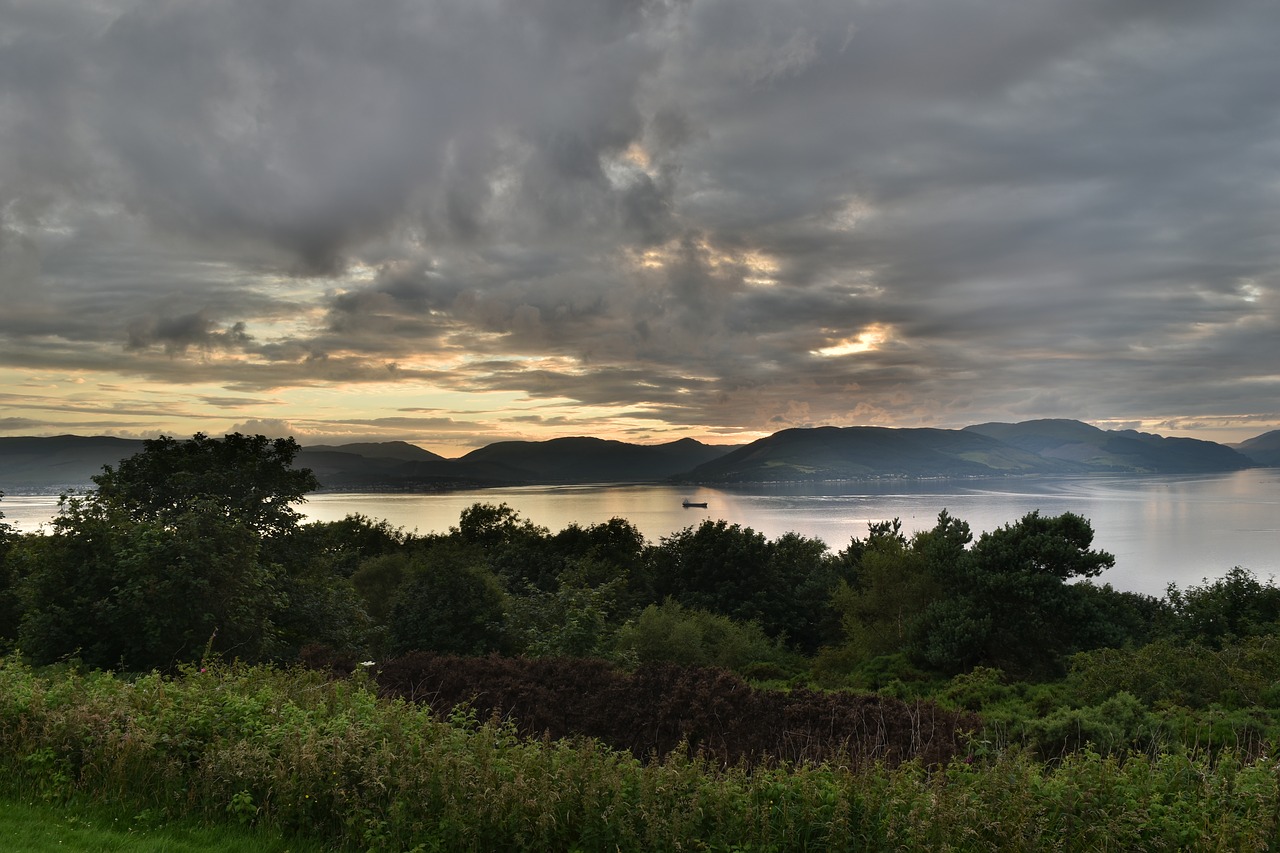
[4,470,1277,597]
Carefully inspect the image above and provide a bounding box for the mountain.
[0,435,145,490]
[303,441,445,462]
[0,437,452,491]
[679,426,1074,483]
[295,442,471,489]
[308,436,736,488]
[0,434,737,491]
[455,436,734,483]
[963,419,1255,473]
[0,423,1256,492]
[1234,430,1280,466]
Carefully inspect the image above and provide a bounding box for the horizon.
[3,416,1272,461]
[2,1,1278,455]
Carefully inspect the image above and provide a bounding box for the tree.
[826,511,967,674]
[15,433,320,670]
[91,432,318,539]
[918,511,1116,676]
[644,520,839,649]
[17,496,282,669]
[834,523,941,662]
[387,544,508,657]
[1166,567,1280,647]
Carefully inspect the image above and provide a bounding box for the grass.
[0,795,332,853]
[2,655,1278,851]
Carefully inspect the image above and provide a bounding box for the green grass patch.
[0,795,330,853]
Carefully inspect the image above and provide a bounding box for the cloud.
[0,0,1277,445]
[126,311,253,355]
[226,418,299,439]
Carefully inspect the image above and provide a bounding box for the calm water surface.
[5,470,1277,597]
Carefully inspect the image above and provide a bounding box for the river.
[3,469,1277,597]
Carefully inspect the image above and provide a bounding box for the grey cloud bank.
[1,0,1277,450]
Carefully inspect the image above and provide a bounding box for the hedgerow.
[3,656,1278,851]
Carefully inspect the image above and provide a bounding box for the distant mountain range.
[0,419,1270,492]
[1233,430,1280,467]
[680,419,1256,483]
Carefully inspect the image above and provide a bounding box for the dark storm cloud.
[125,311,252,355]
[2,0,1279,440]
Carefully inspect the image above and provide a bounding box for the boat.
[682,499,708,508]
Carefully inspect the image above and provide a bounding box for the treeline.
[4,433,1280,755]
[0,433,1135,672]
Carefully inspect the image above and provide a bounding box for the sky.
[1,0,1278,456]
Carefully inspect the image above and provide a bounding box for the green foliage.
[270,519,400,660]
[504,574,624,659]
[551,518,647,584]
[942,665,1014,712]
[90,433,318,540]
[287,514,413,578]
[1068,634,1280,710]
[10,433,333,670]
[16,496,284,670]
[613,600,800,675]
[831,516,953,663]
[272,563,370,660]
[1018,691,1157,758]
[386,545,508,657]
[1,657,1277,852]
[352,551,414,627]
[917,511,1117,676]
[644,520,844,651]
[0,494,17,649]
[1167,567,1280,647]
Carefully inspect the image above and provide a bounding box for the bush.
[613,599,800,675]
[372,652,975,769]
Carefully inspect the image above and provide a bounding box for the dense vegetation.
[2,433,1280,849]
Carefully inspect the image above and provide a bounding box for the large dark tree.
[17,496,282,668]
[15,433,325,670]
[918,511,1115,676]
[644,520,842,651]
[386,544,508,657]
[91,432,318,539]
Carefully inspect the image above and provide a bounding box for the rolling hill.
[0,435,145,490]
[678,426,1079,483]
[0,421,1265,492]
[963,419,1255,473]
[1234,431,1280,466]
[455,436,733,483]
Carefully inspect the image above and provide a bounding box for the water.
[4,470,1277,597]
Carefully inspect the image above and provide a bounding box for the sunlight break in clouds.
[812,324,892,359]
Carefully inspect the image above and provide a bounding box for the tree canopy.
[14,433,323,669]
[91,432,318,538]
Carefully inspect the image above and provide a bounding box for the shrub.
[612,599,800,675]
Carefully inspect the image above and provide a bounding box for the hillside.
[0,435,145,490]
[0,422,1264,491]
[964,419,1255,473]
[679,426,1076,483]
[456,436,733,483]
[0,437,455,491]
[1234,430,1280,466]
[304,441,445,462]
[0,434,737,491]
